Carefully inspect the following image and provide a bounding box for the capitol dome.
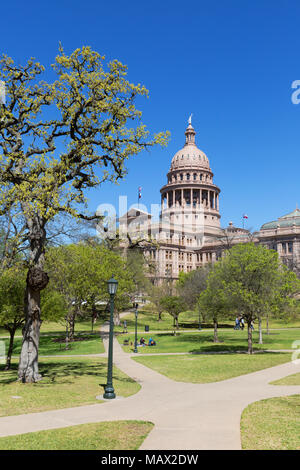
[170,123,210,170]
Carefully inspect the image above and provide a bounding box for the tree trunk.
[18,285,43,382]
[266,313,270,335]
[65,320,69,350]
[213,319,219,343]
[18,216,48,383]
[5,328,16,371]
[114,309,120,326]
[158,310,162,322]
[173,316,179,336]
[258,317,263,344]
[69,313,76,341]
[91,304,97,333]
[247,322,253,354]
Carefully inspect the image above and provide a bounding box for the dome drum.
[160,121,221,230]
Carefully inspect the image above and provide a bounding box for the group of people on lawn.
[123,320,156,346]
[139,337,156,347]
[234,316,254,330]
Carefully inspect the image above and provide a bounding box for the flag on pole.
[138,187,142,199]
[243,214,248,219]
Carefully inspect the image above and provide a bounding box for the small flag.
[138,186,142,199]
[243,214,248,219]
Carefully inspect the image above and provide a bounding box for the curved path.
[0,321,299,450]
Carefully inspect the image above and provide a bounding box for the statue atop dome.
[188,114,193,125]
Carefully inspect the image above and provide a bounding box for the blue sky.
[2,0,300,230]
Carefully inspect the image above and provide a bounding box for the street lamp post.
[103,275,118,400]
[133,302,138,353]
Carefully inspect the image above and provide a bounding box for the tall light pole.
[133,302,138,353]
[103,275,118,400]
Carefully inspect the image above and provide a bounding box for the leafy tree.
[0,47,169,382]
[0,265,26,369]
[41,289,70,348]
[198,266,232,342]
[147,281,172,322]
[45,243,135,338]
[263,264,300,340]
[177,265,212,311]
[125,248,151,296]
[208,243,300,354]
[159,296,186,334]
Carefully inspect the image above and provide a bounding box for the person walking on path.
[234,317,240,330]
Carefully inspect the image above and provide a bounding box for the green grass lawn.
[241,395,300,450]
[270,372,300,385]
[0,420,154,450]
[118,329,300,354]
[116,310,209,333]
[2,332,104,356]
[0,357,140,417]
[0,316,107,338]
[133,352,291,383]
[116,309,300,334]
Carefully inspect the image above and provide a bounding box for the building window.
[288,242,293,254]
[193,173,197,181]
[180,174,183,181]
[186,173,190,181]
[165,264,172,276]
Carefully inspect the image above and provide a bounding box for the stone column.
[174,250,179,277]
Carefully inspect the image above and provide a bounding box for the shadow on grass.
[152,332,276,354]
[0,360,135,387]
[178,322,234,330]
[4,334,102,356]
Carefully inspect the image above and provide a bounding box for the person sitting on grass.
[140,337,146,346]
[148,337,156,346]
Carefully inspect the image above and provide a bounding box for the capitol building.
[119,120,300,282]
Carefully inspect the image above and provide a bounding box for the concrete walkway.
[0,321,299,450]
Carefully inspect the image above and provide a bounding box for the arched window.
[200,174,203,181]
[186,173,190,181]
[180,173,183,181]
[193,173,197,181]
